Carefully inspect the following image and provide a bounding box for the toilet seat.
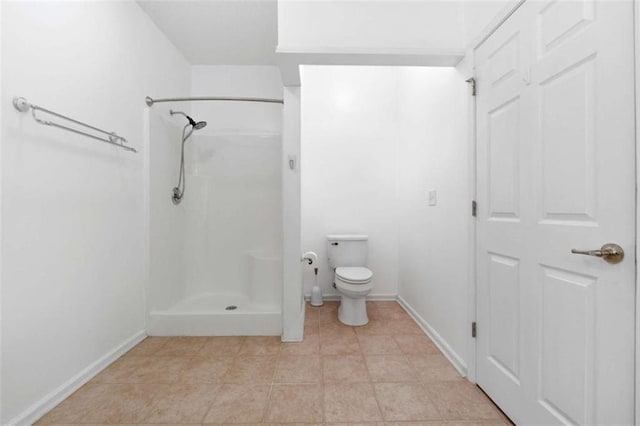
[335,267,373,284]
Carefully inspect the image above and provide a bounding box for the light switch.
[428,190,437,206]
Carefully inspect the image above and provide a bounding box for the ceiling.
[137,0,278,65]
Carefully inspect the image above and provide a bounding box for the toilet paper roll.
[302,251,319,265]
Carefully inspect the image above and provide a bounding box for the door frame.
[470,0,640,422]
[633,0,640,419]
[466,0,527,387]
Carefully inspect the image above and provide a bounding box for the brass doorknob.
[571,243,624,264]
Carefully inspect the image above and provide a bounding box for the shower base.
[147,292,282,336]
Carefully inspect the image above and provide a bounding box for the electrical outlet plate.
[428,190,437,206]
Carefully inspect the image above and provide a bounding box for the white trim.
[0,0,4,421]
[469,0,526,50]
[634,0,640,421]
[276,48,464,86]
[397,295,468,377]
[465,52,478,384]
[7,330,146,426]
[276,45,465,57]
[304,293,398,302]
[142,107,151,331]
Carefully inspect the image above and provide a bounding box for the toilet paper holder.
[301,251,318,265]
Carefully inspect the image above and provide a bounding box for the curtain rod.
[145,96,284,106]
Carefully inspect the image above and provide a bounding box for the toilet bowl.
[334,266,373,326]
[327,234,373,326]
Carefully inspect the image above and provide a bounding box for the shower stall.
[144,89,283,336]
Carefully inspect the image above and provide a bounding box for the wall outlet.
[428,190,437,206]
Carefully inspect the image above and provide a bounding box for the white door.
[475,1,636,424]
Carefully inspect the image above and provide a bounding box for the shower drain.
[225,305,238,311]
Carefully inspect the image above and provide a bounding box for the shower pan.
[145,96,283,336]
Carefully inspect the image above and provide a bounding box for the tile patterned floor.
[36,301,511,425]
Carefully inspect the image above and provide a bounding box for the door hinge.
[472,200,477,217]
[466,77,477,96]
[472,322,477,338]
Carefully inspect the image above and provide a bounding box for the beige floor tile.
[180,356,234,383]
[407,354,462,382]
[125,337,169,356]
[91,355,148,384]
[357,335,403,355]
[374,383,441,421]
[322,355,370,383]
[327,423,385,426]
[319,307,341,324]
[440,421,511,426]
[281,334,320,355]
[238,336,282,356]
[320,333,361,355]
[324,382,383,423]
[265,384,323,423]
[304,323,320,336]
[424,381,504,421]
[37,384,110,424]
[365,355,418,382]
[78,384,167,424]
[320,321,357,336]
[369,301,403,310]
[368,306,407,321]
[275,355,321,383]
[198,336,246,357]
[353,319,394,336]
[274,355,322,383]
[155,337,209,357]
[321,300,340,310]
[128,356,192,383]
[383,423,447,426]
[265,423,324,426]
[143,383,219,423]
[305,306,321,324]
[203,383,270,423]
[389,319,424,334]
[223,356,278,383]
[393,335,440,355]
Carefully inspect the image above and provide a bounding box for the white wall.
[191,66,283,134]
[282,85,304,341]
[301,66,400,299]
[300,66,469,370]
[396,68,470,371]
[278,1,466,52]
[1,1,190,422]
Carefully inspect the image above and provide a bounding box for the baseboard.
[397,295,468,377]
[8,330,147,426]
[304,293,398,302]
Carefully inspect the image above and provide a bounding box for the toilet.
[327,234,373,326]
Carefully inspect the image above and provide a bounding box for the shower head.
[170,110,207,130]
[193,120,207,130]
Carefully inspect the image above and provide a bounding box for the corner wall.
[1,1,190,422]
[301,66,399,299]
[396,67,470,372]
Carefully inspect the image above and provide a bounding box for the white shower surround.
[147,67,284,336]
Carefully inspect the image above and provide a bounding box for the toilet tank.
[327,234,368,268]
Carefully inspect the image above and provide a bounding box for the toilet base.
[338,295,369,326]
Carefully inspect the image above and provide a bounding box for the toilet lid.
[336,267,373,283]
